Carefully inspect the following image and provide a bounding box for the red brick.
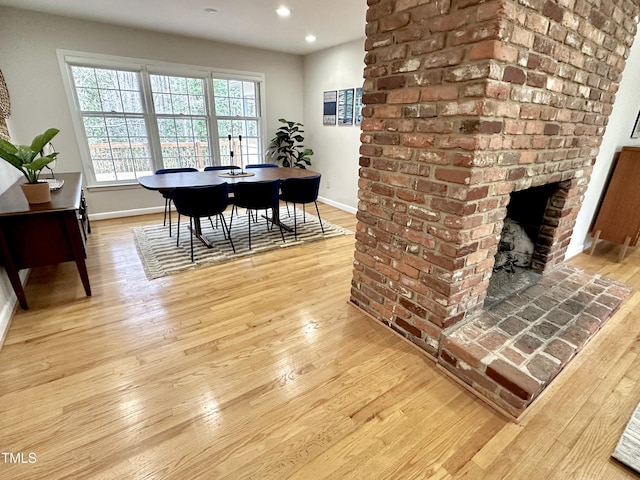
[486,359,542,400]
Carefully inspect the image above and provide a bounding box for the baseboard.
[88,206,164,221]
[89,199,355,222]
[0,269,29,350]
[317,196,357,214]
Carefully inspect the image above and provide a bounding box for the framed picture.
[338,88,354,126]
[323,90,337,125]
[632,111,640,139]
[354,87,363,126]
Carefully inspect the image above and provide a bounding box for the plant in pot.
[0,128,59,204]
[266,118,314,169]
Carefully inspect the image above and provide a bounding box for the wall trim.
[90,198,355,221]
[317,196,357,214]
[0,270,29,350]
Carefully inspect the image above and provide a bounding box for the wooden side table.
[0,172,91,309]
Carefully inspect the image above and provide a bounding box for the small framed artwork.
[338,88,354,126]
[354,87,363,126]
[632,111,640,139]
[323,90,337,125]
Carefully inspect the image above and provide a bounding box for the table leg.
[263,204,294,232]
[189,217,214,248]
[0,228,28,309]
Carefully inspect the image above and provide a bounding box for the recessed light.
[305,34,316,43]
[277,6,291,17]
[204,7,217,14]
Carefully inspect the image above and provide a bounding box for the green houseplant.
[0,128,59,203]
[266,119,314,169]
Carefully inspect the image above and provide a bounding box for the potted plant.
[0,128,59,203]
[266,118,314,169]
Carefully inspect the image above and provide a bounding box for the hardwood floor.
[1,203,639,479]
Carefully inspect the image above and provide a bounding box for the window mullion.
[205,75,220,166]
[139,67,163,172]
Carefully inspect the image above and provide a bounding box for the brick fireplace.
[351,0,639,417]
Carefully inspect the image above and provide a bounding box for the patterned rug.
[613,402,640,474]
[133,208,352,280]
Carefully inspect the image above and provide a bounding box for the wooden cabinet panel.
[591,147,640,260]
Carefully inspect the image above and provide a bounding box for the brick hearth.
[440,264,631,418]
[351,0,640,418]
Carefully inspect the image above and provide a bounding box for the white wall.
[566,37,640,257]
[303,39,365,212]
[0,6,305,216]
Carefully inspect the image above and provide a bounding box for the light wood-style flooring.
[1,203,639,479]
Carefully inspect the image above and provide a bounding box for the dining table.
[137,166,320,247]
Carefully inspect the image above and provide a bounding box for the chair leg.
[163,197,169,226]
[247,210,252,250]
[219,214,235,253]
[314,201,324,234]
[285,201,290,217]
[176,213,181,247]
[168,199,173,237]
[302,203,306,223]
[189,217,194,262]
[275,207,285,243]
[294,205,298,240]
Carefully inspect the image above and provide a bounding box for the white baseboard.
[317,196,357,214]
[89,200,356,222]
[0,269,29,349]
[89,206,164,221]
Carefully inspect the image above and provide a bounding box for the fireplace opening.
[485,183,560,308]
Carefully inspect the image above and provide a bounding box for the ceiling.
[0,0,368,55]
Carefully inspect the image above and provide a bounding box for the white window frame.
[57,50,266,188]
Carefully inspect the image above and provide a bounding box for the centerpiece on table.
[0,128,60,204]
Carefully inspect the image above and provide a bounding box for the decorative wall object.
[323,90,337,125]
[354,87,363,126]
[338,88,354,126]
[0,70,10,119]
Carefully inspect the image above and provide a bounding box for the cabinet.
[590,147,640,261]
[0,172,91,309]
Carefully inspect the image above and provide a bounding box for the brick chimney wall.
[351,0,640,355]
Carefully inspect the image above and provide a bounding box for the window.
[150,74,211,169]
[213,79,262,166]
[61,52,265,186]
[70,66,152,182]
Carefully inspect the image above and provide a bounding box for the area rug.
[612,402,640,473]
[133,208,352,280]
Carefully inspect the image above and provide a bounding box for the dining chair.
[204,165,241,172]
[171,183,235,262]
[156,167,198,236]
[245,163,279,168]
[279,175,324,240]
[204,165,241,221]
[231,179,285,249]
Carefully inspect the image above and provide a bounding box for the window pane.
[82,114,151,182]
[150,74,210,168]
[215,97,230,116]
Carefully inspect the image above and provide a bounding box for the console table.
[0,172,91,309]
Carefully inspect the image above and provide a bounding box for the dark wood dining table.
[137,167,320,247]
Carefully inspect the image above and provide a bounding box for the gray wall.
[303,39,364,212]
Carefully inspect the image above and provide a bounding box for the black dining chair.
[156,167,198,236]
[231,179,285,250]
[204,165,241,172]
[279,175,324,240]
[245,163,279,169]
[171,183,235,262]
